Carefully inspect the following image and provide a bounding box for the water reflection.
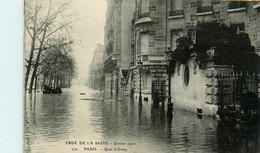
[24,87,259,153]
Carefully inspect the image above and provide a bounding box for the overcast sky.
[70,0,107,84]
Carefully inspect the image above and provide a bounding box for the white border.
[0,0,23,153]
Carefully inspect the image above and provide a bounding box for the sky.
[70,0,107,85]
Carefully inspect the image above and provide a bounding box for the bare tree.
[39,43,76,89]
[24,0,73,92]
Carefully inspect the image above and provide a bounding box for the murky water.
[24,86,259,153]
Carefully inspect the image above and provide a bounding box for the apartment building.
[131,0,168,102]
[89,44,104,90]
[103,0,135,93]
[167,0,260,53]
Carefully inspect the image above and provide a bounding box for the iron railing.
[169,9,184,17]
[138,12,150,19]
[197,6,213,13]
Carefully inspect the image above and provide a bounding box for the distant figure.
[241,87,258,114]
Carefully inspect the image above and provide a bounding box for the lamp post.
[111,73,114,95]
[137,60,143,105]
[165,47,173,112]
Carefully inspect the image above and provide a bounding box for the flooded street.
[24,86,259,153]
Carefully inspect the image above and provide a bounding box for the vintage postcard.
[23,0,260,153]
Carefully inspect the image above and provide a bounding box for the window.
[191,2,198,8]
[141,34,149,54]
[212,1,220,5]
[172,0,183,10]
[184,65,190,87]
[142,55,149,61]
[212,11,220,19]
[249,13,258,22]
[149,42,155,47]
[230,23,245,33]
[141,0,150,12]
[190,14,196,21]
[171,29,184,51]
[149,6,156,11]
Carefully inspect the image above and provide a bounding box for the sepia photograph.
[23,0,260,152]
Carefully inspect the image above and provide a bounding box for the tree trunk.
[29,24,48,93]
[24,36,36,91]
[29,50,42,93]
[24,1,38,91]
[34,75,38,93]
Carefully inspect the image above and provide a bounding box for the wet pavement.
[24,85,259,153]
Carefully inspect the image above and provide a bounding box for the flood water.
[24,86,259,153]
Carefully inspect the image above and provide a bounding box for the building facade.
[103,0,135,94]
[166,1,260,116]
[102,0,260,116]
[89,44,104,90]
[167,0,260,53]
[130,0,169,102]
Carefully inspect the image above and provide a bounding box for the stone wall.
[170,58,215,115]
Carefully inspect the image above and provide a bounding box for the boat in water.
[43,85,62,94]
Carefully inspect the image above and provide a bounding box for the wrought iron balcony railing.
[197,6,213,13]
[106,41,113,55]
[228,1,247,10]
[104,54,117,72]
[169,9,184,18]
[138,12,150,19]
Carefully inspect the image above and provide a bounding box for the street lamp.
[111,73,114,95]
[165,47,173,112]
[137,60,143,105]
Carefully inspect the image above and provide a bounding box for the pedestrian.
[241,87,258,117]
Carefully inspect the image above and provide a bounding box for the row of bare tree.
[24,0,75,93]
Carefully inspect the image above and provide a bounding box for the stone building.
[166,1,260,116]
[103,0,135,94]
[89,44,104,90]
[102,0,260,116]
[130,0,169,102]
[167,0,260,53]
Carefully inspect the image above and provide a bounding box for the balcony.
[227,2,247,13]
[137,54,166,65]
[169,10,184,19]
[196,6,213,16]
[253,2,260,9]
[135,12,152,25]
[106,41,113,55]
[104,54,117,72]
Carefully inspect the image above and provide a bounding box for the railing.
[104,54,117,72]
[137,54,165,63]
[169,9,184,17]
[197,6,213,13]
[216,71,259,120]
[106,41,113,55]
[138,12,150,19]
[228,1,247,9]
[216,71,258,110]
